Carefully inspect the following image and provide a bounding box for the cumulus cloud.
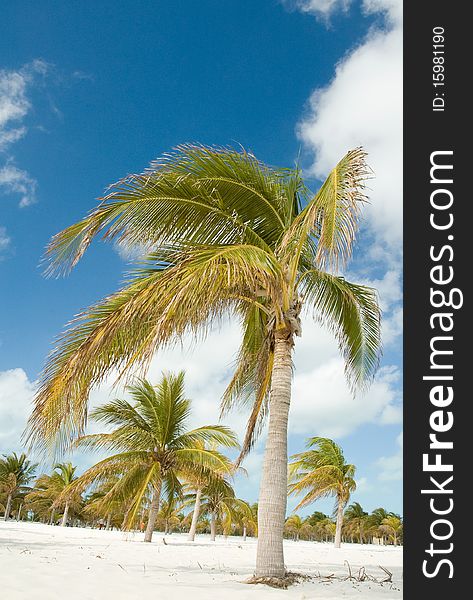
[0,225,11,257]
[0,368,35,454]
[376,430,402,481]
[283,0,352,19]
[289,359,401,438]
[0,162,37,208]
[298,0,402,250]
[0,60,47,208]
[294,0,403,356]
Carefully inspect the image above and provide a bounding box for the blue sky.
[0,0,403,516]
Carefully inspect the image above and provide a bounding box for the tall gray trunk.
[4,494,12,520]
[188,488,202,541]
[243,526,247,542]
[17,503,23,521]
[255,334,293,578]
[210,511,217,541]
[144,482,161,543]
[61,501,69,527]
[334,498,344,548]
[106,513,112,530]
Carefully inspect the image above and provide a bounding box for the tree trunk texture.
[334,498,344,548]
[144,483,161,543]
[255,333,293,578]
[106,513,112,530]
[188,488,202,541]
[243,526,247,542]
[4,494,12,520]
[61,501,69,527]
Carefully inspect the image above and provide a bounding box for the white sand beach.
[0,521,402,599]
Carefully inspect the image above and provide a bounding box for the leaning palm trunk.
[17,503,23,521]
[49,510,55,525]
[210,511,217,541]
[3,494,12,520]
[255,334,293,578]
[61,501,70,527]
[334,498,344,548]
[188,488,202,541]
[144,483,161,543]
[106,513,112,530]
[243,526,247,542]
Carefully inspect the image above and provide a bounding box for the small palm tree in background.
[237,501,258,541]
[0,453,37,520]
[199,476,252,541]
[27,144,381,579]
[51,463,80,526]
[25,474,57,523]
[69,372,238,543]
[344,501,368,544]
[157,497,185,535]
[289,437,356,548]
[82,477,125,529]
[380,515,403,546]
[365,507,396,544]
[284,514,304,541]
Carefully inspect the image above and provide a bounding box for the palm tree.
[199,476,252,541]
[51,463,80,526]
[27,144,381,579]
[380,515,403,546]
[365,507,397,544]
[185,443,243,542]
[306,510,328,526]
[25,474,57,523]
[69,373,238,543]
[0,453,37,520]
[157,497,185,535]
[284,514,304,541]
[82,477,125,529]
[238,501,258,541]
[289,437,356,548]
[344,501,368,544]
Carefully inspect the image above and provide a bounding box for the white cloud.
[0,60,47,208]
[298,0,402,250]
[283,0,352,19]
[0,162,37,207]
[0,368,35,454]
[0,226,10,257]
[382,306,402,347]
[0,71,29,151]
[375,430,402,481]
[289,359,401,437]
[354,476,372,493]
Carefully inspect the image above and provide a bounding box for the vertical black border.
[404,1,466,595]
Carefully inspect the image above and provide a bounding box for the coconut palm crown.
[67,372,238,542]
[26,144,381,578]
[289,437,357,548]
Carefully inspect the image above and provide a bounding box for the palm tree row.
[2,376,400,544]
[1,455,402,546]
[284,505,403,546]
[23,143,382,580]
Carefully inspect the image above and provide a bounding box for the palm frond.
[299,270,381,390]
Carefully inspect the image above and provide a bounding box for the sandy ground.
[0,521,402,599]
